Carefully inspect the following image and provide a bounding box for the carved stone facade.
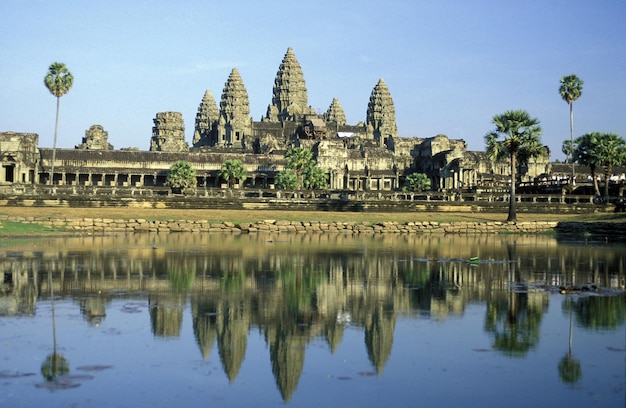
[1,48,552,191]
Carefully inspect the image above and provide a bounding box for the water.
[0,233,624,407]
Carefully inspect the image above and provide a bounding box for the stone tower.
[324,97,347,126]
[76,124,113,150]
[217,68,251,149]
[193,90,219,147]
[267,47,312,123]
[150,111,189,152]
[366,78,398,146]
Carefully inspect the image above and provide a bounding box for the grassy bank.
[0,220,65,236]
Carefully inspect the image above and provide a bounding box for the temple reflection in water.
[1,233,624,401]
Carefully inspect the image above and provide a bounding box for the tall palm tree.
[485,110,543,222]
[559,74,583,184]
[44,62,74,185]
[590,132,626,199]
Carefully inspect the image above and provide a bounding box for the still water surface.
[0,233,624,407]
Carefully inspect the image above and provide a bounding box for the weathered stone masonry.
[1,215,559,234]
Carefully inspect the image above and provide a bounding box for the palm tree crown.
[219,159,247,188]
[45,62,74,97]
[559,75,583,105]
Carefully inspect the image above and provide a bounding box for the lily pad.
[0,371,36,379]
[76,365,113,372]
[35,379,81,390]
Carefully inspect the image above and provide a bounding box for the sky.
[1,0,625,160]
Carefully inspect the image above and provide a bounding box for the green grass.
[0,221,64,236]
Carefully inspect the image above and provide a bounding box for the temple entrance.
[2,165,14,183]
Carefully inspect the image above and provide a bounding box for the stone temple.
[0,47,550,190]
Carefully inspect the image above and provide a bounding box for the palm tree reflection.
[41,272,70,382]
[485,243,547,356]
[558,296,581,383]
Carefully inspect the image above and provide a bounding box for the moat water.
[1,233,624,407]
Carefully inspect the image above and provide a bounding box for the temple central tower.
[266,47,312,123]
[366,78,398,146]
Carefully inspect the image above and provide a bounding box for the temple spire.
[193,89,219,147]
[366,78,398,145]
[324,97,347,126]
[268,47,311,123]
[217,68,251,149]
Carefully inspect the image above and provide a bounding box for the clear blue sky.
[1,0,624,160]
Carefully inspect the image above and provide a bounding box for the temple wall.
[0,132,39,184]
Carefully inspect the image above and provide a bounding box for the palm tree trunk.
[591,165,600,197]
[50,96,60,186]
[508,152,517,222]
[604,165,611,199]
[569,103,575,185]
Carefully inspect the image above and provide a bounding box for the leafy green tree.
[166,160,197,194]
[485,110,543,222]
[219,159,247,188]
[561,140,573,164]
[44,62,74,184]
[589,132,626,199]
[302,165,328,189]
[275,169,298,190]
[568,133,601,196]
[402,173,431,192]
[285,147,314,189]
[559,74,583,180]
